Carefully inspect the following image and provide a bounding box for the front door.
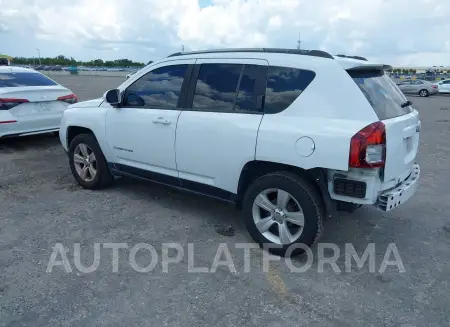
[105,60,194,179]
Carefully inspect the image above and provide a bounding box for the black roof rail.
[335,54,368,61]
[168,48,334,59]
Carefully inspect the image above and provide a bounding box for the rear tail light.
[431,85,437,89]
[0,120,17,124]
[0,98,29,110]
[349,121,386,168]
[57,93,78,104]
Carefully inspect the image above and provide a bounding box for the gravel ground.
[1,75,450,327]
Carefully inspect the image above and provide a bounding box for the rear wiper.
[401,100,413,108]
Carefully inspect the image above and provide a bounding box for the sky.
[1,0,449,66]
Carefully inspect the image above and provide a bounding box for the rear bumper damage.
[376,163,420,211]
[327,163,420,211]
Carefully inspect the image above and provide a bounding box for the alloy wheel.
[252,188,305,245]
[73,143,97,182]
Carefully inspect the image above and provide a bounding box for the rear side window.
[0,72,57,87]
[349,70,412,120]
[192,63,265,113]
[193,64,241,111]
[264,67,316,114]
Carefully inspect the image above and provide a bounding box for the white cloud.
[1,0,450,65]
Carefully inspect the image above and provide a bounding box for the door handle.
[153,117,171,125]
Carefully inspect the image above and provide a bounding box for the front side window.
[123,64,188,109]
[0,72,57,87]
[264,67,316,114]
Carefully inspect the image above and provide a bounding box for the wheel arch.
[236,160,333,216]
[66,126,96,148]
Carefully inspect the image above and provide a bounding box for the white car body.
[60,49,421,248]
[0,66,76,138]
[437,79,450,93]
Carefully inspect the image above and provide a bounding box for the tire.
[419,89,429,97]
[242,171,324,257]
[68,133,112,189]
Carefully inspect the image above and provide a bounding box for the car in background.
[0,66,77,139]
[397,79,438,97]
[437,79,450,93]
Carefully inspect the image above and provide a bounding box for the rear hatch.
[349,69,420,182]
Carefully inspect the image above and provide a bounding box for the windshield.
[349,70,413,120]
[0,72,57,87]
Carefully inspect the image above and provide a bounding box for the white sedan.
[437,79,450,93]
[0,66,77,139]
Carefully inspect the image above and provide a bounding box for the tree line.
[13,55,146,67]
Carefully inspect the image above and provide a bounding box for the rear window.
[0,72,57,87]
[349,70,412,120]
[264,67,316,114]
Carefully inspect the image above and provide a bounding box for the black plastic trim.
[168,48,334,59]
[111,163,236,203]
[333,178,367,199]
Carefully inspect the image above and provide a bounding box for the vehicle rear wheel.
[242,172,324,257]
[419,89,429,97]
[68,133,112,189]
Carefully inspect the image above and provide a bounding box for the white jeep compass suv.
[59,48,420,256]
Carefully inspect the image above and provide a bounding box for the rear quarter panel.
[256,55,379,171]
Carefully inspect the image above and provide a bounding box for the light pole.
[36,48,41,65]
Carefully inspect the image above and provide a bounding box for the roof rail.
[168,48,334,59]
[335,54,368,61]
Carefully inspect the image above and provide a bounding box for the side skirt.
[110,163,237,204]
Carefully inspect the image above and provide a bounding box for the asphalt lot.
[1,75,450,327]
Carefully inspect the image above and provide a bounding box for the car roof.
[164,48,391,71]
[0,66,37,73]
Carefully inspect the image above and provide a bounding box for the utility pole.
[36,48,41,65]
[297,32,301,50]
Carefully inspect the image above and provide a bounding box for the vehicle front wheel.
[68,133,112,189]
[419,89,429,97]
[242,172,324,257]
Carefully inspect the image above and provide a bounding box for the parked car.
[397,79,438,97]
[437,79,450,93]
[0,66,77,138]
[59,48,421,256]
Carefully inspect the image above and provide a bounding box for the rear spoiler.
[347,64,392,71]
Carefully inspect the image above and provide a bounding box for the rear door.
[0,72,72,134]
[175,59,268,195]
[350,70,420,182]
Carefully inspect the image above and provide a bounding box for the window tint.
[123,64,187,109]
[192,64,242,111]
[0,72,57,87]
[349,70,412,120]
[413,80,423,85]
[264,67,316,114]
[235,64,263,112]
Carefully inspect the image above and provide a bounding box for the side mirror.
[104,89,122,106]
